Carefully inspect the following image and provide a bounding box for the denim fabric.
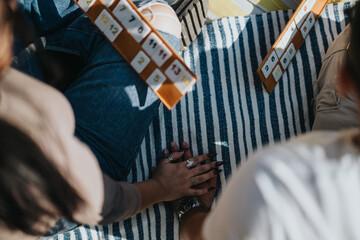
[14,0,180,181]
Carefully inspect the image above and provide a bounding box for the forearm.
[133,179,165,212]
[180,209,208,240]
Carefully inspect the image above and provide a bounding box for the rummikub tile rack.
[74,0,199,110]
[257,0,328,93]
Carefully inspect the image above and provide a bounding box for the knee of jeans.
[140,2,182,37]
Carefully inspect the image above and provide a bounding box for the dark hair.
[0,119,84,236]
[345,2,360,93]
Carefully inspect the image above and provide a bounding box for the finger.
[187,187,208,196]
[186,153,217,167]
[192,170,220,186]
[169,151,185,162]
[181,142,192,160]
[162,148,170,157]
[169,142,179,153]
[190,161,224,176]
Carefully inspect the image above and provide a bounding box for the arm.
[180,209,208,240]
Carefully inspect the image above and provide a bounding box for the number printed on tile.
[175,71,196,94]
[261,51,278,78]
[146,69,167,92]
[104,20,123,42]
[153,44,172,67]
[113,1,132,23]
[131,51,150,73]
[272,64,283,82]
[95,10,114,32]
[129,21,151,42]
[122,10,142,30]
[78,0,95,12]
[142,33,162,56]
[165,60,184,82]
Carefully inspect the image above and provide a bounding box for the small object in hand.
[167,155,175,162]
[185,159,195,168]
[192,176,197,186]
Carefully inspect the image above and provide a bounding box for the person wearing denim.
[14,0,180,181]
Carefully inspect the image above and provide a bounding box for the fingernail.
[181,142,187,147]
[215,161,224,167]
[170,142,175,147]
[207,153,217,158]
[208,187,215,191]
[214,169,222,175]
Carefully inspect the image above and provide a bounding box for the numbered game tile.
[272,65,283,83]
[165,60,184,82]
[142,33,162,56]
[146,69,167,92]
[174,71,196,94]
[104,20,123,42]
[101,0,115,7]
[153,44,172,67]
[78,0,95,12]
[113,1,132,23]
[261,51,278,78]
[129,21,151,43]
[131,51,151,73]
[95,9,114,32]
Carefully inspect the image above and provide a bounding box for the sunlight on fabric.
[215,141,230,147]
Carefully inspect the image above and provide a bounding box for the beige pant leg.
[312,25,358,131]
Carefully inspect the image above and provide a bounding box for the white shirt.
[203,130,360,240]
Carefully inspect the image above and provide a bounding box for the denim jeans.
[14,0,180,181]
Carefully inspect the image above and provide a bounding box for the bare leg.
[140,2,182,38]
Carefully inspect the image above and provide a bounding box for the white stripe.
[278,10,296,137]
[182,45,199,155]
[97,225,105,240]
[269,11,286,143]
[58,233,64,240]
[79,226,89,240]
[338,4,346,30]
[148,206,157,240]
[220,18,239,173]
[235,18,253,159]
[89,225,99,239]
[191,37,207,156]
[118,221,126,239]
[131,215,139,240]
[228,18,247,162]
[203,24,222,157]
[108,223,115,240]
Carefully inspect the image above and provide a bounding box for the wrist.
[149,178,166,202]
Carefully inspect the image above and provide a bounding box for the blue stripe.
[136,212,144,240]
[233,18,249,159]
[199,25,216,154]
[248,15,269,146]
[217,20,234,177]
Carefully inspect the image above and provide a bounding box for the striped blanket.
[55,2,349,239]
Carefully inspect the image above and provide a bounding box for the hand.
[151,142,220,202]
[165,142,221,211]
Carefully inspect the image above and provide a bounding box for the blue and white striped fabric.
[55,2,349,239]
